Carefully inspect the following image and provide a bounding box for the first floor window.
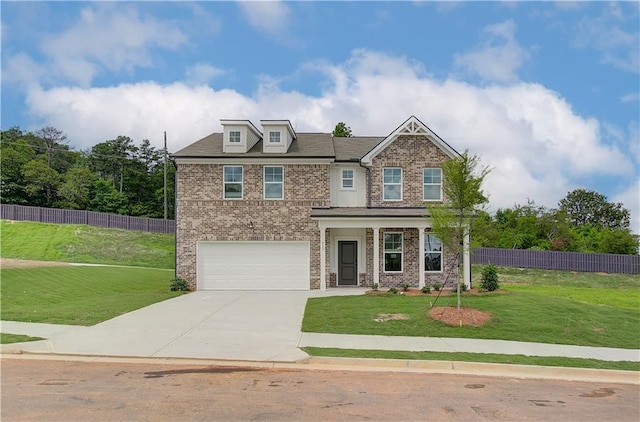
[264,166,284,199]
[229,131,241,143]
[383,167,402,200]
[424,233,442,272]
[341,169,354,189]
[223,166,243,199]
[384,232,403,272]
[423,168,442,201]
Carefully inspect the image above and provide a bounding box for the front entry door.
[338,241,358,286]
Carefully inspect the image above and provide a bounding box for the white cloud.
[34,4,187,86]
[21,50,638,229]
[572,3,639,73]
[620,93,640,103]
[454,20,531,83]
[612,179,640,234]
[237,1,291,36]
[184,63,225,85]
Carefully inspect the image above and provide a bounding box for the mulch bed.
[428,306,491,327]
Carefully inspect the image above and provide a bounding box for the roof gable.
[360,115,460,166]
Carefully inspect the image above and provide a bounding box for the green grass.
[475,265,640,289]
[303,292,639,349]
[1,333,44,344]
[0,220,175,268]
[303,267,640,350]
[1,266,181,325]
[505,284,639,309]
[302,347,640,372]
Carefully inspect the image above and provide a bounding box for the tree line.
[2,125,637,254]
[473,190,638,255]
[1,126,175,219]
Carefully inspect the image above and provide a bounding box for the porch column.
[320,225,327,291]
[418,226,426,288]
[372,226,380,286]
[463,225,471,289]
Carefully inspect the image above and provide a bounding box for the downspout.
[358,160,371,208]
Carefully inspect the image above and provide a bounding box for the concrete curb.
[2,352,638,385]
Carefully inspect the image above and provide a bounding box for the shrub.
[402,283,410,292]
[371,283,379,291]
[170,278,189,291]
[421,285,431,294]
[432,282,442,291]
[388,287,398,294]
[480,264,500,291]
[459,282,468,292]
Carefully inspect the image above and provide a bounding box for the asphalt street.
[2,357,639,422]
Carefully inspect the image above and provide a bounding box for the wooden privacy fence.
[0,204,175,234]
[472,247,639,275]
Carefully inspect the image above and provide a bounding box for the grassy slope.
[1,266,180,325]
[0,220,174,268]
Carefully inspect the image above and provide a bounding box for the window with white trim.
[384,232,403,272]
[423,168,442,201]
[424,233,442,272]
[229,131,241,143]
[341,169,354,189]
[264,166,284,199]
[383,167,402,200]
[269,131,281,143]
[223,166,243,199]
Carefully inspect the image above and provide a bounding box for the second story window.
[269,131,281,143]
[423,168,442,201]
[341,169,354,189]
[223,166,243,199]
[383,167,402,201]
[264,166,284,199]
[229,131,241,143]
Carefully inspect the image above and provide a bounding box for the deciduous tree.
[427,150,491,309]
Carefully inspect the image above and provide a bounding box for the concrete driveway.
[6,291,331,362]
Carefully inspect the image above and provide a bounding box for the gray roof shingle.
[333,136,385,161]
[172,132,386,161]
[311,207,431,218]
[173,133,337,158]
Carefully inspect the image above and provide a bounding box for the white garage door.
[197,241,310,290]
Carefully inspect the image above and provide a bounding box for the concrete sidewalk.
[1,289,639,365]
[299,333,640,362]
[2,320,638,363]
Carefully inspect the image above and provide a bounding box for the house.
[172,116,471,291]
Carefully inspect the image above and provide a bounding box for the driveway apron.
[25,291,311,362]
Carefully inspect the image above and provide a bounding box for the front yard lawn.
[302,288,640,349]
[1,266,182,326]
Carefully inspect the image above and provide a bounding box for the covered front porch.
[311,208,471,291]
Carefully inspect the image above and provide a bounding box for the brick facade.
[370,135,450,207]
[175,124,462,291]
[176,163,329,289]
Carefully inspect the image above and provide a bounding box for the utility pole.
[163,131,168,220]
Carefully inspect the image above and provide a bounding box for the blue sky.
[2,1,639,231]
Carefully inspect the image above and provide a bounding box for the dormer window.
[269,131,281,143]
[229,131,241,143]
